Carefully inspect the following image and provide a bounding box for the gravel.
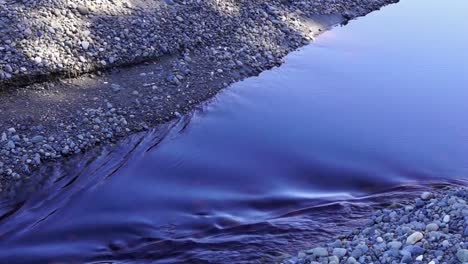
[0,0,397,195]
[0,0,396,86]
[284,188,468,264]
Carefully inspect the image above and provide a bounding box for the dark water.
[1,0,468,263]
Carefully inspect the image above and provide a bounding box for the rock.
[328,255,339,264]
[443,215,450,223]
[33,57,42,64]
[332,248,347,258]
[421,192,432,200]
[457,249,468,263]
[31,135,44,144]
[346,256,358,264]
[7,140,15,149]
[77,6,89,15]
[4,64,12,73]
[387,241,402,250]
[425,223,439,232]
[404,245,424,255]
[406,232,423,245]
[81,41,90,50]
[309,247,328,257]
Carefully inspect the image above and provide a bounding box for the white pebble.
[443,215,450,223]
[81,40,90,50]
[421,191,432,200]
[406,231,423,245]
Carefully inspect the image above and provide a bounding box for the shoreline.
[0,0,395,89]
[0,0,397,195]
[283,186,468,264]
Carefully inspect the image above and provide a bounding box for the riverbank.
[0,0,397,195]
[0,0,396,88]
[283,187,468,264]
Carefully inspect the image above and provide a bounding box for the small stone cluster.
[284,188,468,264]
[0,106,137,190]
[0,0,395,86]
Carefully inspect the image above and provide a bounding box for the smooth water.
[1,0,468,263]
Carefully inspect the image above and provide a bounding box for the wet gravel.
[0,0,397,194]
[284,187,468,264]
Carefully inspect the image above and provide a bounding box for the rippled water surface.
[1,0,468,263]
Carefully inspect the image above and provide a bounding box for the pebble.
[426,223,439,232]
[421,191,432,200]
[332,248,347,258]
[406,231,423,245]
[309,247,328,257]
[81,41,90,50]
[31,135,44,144]
[443,215,450,223]
[388,241,402,249]
[457,249,468,263]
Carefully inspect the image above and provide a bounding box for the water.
[1,0,468,263]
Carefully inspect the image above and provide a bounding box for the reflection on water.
[0,0,468,263]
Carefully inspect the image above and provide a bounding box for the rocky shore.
[284,187,468,264]
[0,0,396,87]
[0,0,397,195]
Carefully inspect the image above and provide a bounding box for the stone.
[425,223,439,232]
[81,41,90,50]
[457,249,468,263]
[328,255,339,264]
[31,135,44,144]
[346,256,358,264]
[443,215,450,223]
[387,241,402,250]
[332,248,347,258]
[4,64,12,73]
[77,6,89,15]
[421,192,432,200]
[310,247,328,257]
[406,232,423,245]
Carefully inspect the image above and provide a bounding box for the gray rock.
[31,135,44,144]
[457,249,468,263]
[332,248,347,258]
[387,241,402,250]
[309,247,328,257]
[421,192,432,200]
[7,140,15,149]
[77,6,89,15]
[81,41,90,50]
[4,64,12,73]
[425,223,439,232]
[406,232,423,245]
